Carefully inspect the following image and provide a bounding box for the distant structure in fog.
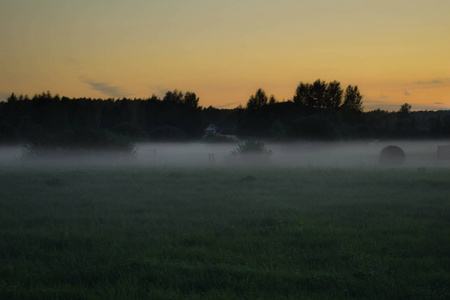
[379,146,406,166]
[437,145,450,160]
[204,124,217,136]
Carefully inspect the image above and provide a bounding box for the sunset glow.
[1,0,449,110]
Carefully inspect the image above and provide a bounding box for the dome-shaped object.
[379,145,406,166]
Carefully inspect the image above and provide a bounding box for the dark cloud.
[81,77,128,98]
[434,102,443,105]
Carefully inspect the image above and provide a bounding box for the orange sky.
[1,0,449,111]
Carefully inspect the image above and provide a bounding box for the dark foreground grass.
[0,166,449,299]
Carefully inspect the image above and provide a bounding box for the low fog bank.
[1,140,450,170]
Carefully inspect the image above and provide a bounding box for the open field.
[1,161,450,299]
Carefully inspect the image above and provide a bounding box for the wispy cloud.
[409,104,449,111]
[414,80,443,85]
[379,95,389,99]
[363,98,399,111]
[413,79,450,85]
[217,101,243,108]
[404,90,411,96]
[363,98,389,105]
[64,57,81,65]
[364,97,447,111]
[81,77,128,98]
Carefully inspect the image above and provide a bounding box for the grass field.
[1,164,449,299]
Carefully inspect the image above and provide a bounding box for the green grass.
[0,167,449,299]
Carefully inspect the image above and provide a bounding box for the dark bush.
[231,140,271,156]
[22,127,136,158]
[228,140,272,166]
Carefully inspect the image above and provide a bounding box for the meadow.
[0,142,450,299]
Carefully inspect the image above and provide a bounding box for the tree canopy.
[1,80,449,145]
[246,89,268,110]
[293,79,362,112]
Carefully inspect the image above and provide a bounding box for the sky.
[1,0,449,111]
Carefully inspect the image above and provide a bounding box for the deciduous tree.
[246,88,268,110]
[342,85,363,113]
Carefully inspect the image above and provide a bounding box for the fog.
[1,140,449,170]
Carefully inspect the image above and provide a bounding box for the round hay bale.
[379,145,406,166]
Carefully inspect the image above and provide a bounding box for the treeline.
[213,80,450,140]
[0,91,204,148]
[1,79,449,146]
[237,80,363,139]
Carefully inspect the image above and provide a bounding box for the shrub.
[231,140,271,156]
[228,140,272,165]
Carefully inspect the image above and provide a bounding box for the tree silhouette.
[293,82,309,108]
[342,85,363,113]
[183,92,200,110]
[326,81,343,109]
[399,103,412,115]
[246,88,268,110]
[269,95,277,105]
[293,79,343,110]
[7,93,18,103]
[163,90,183,105]
[310,79,328,109]
[239,89,272,136]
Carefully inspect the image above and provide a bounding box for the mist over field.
[1,140,449,170]
[2,140,450,298]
